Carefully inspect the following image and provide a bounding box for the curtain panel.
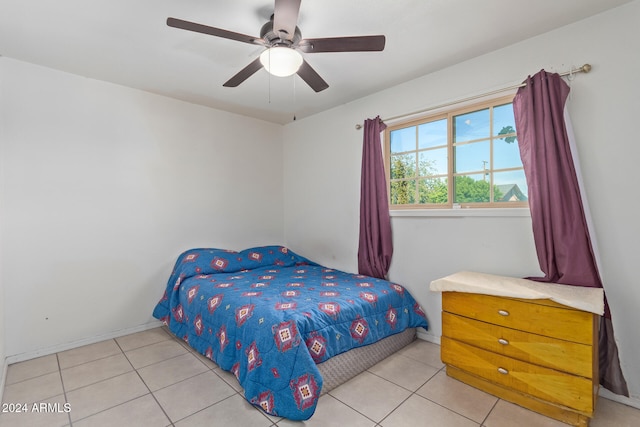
[358,116,392,279]
[513,70,628,396]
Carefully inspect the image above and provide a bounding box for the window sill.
[389,208,530,218]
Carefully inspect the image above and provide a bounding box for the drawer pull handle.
[498,338,509,345]
[497,367,509,375]
[498,309,510,316]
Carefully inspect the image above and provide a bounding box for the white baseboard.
[416,329,440,345]
[0,359,7,405]
[598,387,640,410]
[5,320,163,365]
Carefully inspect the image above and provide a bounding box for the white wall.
[0,58,285,359]
[283,1,640,405]
[0,59,6,385]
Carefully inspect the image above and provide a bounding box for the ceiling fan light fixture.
[260,47,303,77]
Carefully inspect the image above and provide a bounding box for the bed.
[153,245,428,420]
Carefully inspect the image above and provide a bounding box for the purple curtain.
[358,116,392,279]
[513,70,628,396]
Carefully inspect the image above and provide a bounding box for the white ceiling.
[0,0,633,124]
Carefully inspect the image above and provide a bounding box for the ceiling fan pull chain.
[268,49,272,104]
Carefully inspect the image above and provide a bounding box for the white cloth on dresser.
[430,271,604,315]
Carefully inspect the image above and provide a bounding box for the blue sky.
[389,102,528,198]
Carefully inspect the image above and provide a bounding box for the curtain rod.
[355,64,591,129]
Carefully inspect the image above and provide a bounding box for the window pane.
[493,103,516,137]
[494,136,522,169]
[391,180,416,204]
[454,109,489,142]
[386,98,524,210]
[390,153,416,179]
[390,127,416,153]
[419,177,448,204]
[454,141,490,173]
[494,170,528,202]
[454,174,491,203]
[418,119,447,149]
[418,148,448,176]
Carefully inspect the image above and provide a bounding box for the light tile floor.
[1,327,638,426]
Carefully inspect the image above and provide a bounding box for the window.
[385,96,527,209]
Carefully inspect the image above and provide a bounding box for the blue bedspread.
[153,246,428,420]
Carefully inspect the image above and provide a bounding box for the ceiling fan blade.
[167,17,262,46]
[223,57,264,87]
[273,0,301,41]
[297,60,329,92]
[298,35,386,53]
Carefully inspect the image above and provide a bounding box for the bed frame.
[318,327,417,393]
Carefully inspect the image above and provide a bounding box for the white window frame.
[384,95,528,214]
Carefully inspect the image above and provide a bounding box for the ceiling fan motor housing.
[260,17,302,47]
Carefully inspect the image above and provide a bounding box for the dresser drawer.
[442,292,594,344]
[442,312,593,378]
[442,337,594,413]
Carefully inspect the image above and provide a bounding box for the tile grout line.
[56,352,73,427]
[141,329,251,423]
[318,393,379,426]
[363,363,487,426]
[116,337,175,427]
[415,365,488,426]
[308,349,440,425]
[58,350,123,373]
[169,393,241,425]
[373,365,441,426]
[481,398,500,426]
[62,337,171,425]
[61,339,135,425]
[2,357,60,389]
[60,354,136,393]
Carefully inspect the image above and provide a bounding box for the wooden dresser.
[441,291,599,426]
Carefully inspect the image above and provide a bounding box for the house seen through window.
[384,95,528,209]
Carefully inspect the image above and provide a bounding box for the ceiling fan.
[167,0,386,92]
